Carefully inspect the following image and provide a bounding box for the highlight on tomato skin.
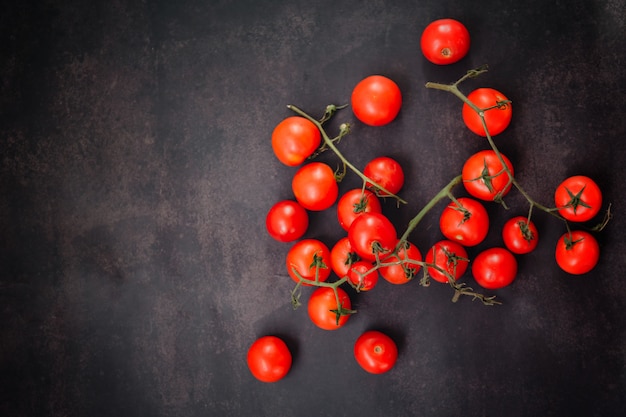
[265,200,309,242]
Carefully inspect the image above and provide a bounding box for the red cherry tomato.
[286,239,331,286]
[363,156,405,196]
[420,18,470,65]
[502,216,539,254]
[555,230,600,275]
[348,212,397,261]
[379,240,422,285]
[462,150,514,201]
[337,189,382,232]
[307,286,352,330]
[425,240,469,284]
[271,116,321,166]
[347,260,379,292]
[247,336,292,383]
[462,88,512,137]
[266,200,309,242]
[292,162,338,211]
[330,237,360,278]
[439,197,489,247]
[351,75,402,126]
[554,175,602,222]
[472,247,517,289]
[354,330,398,374]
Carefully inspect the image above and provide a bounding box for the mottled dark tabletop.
[1,1,625,416]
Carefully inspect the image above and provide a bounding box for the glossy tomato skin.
[462,88,512,137]
[347,260,379,291]
[462,150,514,201]
[425,240,469,284]
[351,75,402,126]
[292,162,338,211]
[271,116,321,166]
[247,336,292,383]
[554,175,602,222]
[330,237,360,278]
[502,216,539,254]
[379,240,422,285]
[439,197,489,247]
[354,330,398,374]
[472,247,517,289]
[363,156,405,196]
[266,200,309,242]
[348,212,397,261]
[420,18,470,65]
[286,239,331,286]
[337,189,382,232]
[308,286,352,330]
[555,230,600,275]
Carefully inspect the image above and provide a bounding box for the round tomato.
[292,162,338,211]
[472,247,517,289]
[462,150,514,201]
[266,200,309,242]
[307,286,353,330]
[271,116,321,166]
[354,330,398,374]
[351,75,402,126]
[337,189,382,232]
[439,197,489,247]
[420,18,470,65]
[462,88,512,137]
[348,212,397,261]
[330,237,361,278]
[555,230,600,275]
[363,156,405,196]
[502,216,539,254]
[347,260,379,291]
[554,175,602,222]
[286,239,331,286]
[247,336,292,383]
[425,240,469,284]
[379,240,422,285]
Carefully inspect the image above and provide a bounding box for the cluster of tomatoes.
[246,18,607,383]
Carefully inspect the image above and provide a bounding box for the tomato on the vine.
[439,197,489,247]
[354,330,398,374]
[292,162,338,211]
[266,200,308,242]
[351,75,402,126]
[271,116,321,166]
[462,150,514,201]
[379,240,422,285]
[347,260,379,291]
[554,175,602,222]
[420,18,470,65]
[502,216,539,254]
[462,88,512,137]
[555,230,600,275]
[472,247,517,289]
[348,212,397,261]
[286,239,331,286]
[307,286,353,330]
[330,237,360,278]
[363,156,405,196]
[337,189,382,231]
[247,336,292,383]
[425,240,469,284]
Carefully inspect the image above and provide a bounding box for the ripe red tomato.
[379,240,422,285]
[354,330,398,374]
[330,237,360,278]
[471,247,517,289]
[292,162,338,211]
[271,116,321,166]
[554,175,602,222]
[307,286,352,330]
[439,197,489,247]
[425,240,469,284]
[351,75,402,126]
[555,230,600,275]
[337,189,382,232]
[286,239,331,286]
[420,18,470,65]
[462,150,514,201]
[502,216,539,254]
[348,212,397,261]
[363,156,405,196]
[266,200,309,242]
[462,88,512,137]
[347,260,379,291]
[247,336,292,383]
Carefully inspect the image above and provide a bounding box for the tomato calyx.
[562,185,593,215]
[330,302,357,326]
[563,233,585,250]
[517,220,535,243]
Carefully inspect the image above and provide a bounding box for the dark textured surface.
[1,1,625,416]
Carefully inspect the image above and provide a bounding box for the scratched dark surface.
[1,0,625,416]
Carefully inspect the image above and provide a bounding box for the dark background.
[1,0,625,416]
